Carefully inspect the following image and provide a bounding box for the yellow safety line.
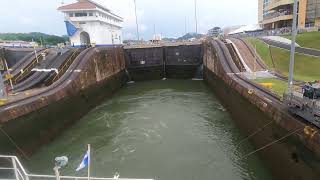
[13,49,48,84]
[52,49,79,83]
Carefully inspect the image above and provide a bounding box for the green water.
[26,80,274,180]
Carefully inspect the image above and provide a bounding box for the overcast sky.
[0,0,258,40]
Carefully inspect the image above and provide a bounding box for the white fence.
[0,155,154,180]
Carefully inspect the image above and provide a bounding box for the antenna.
[61,0,64,5]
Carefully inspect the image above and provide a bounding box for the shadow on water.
[25,80,274,180]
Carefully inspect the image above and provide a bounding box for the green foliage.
[177,33,204,40]
[0,32,68,46]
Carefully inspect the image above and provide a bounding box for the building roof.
[228,24,262,35]
[58,1,97,11]
[58,0,123,19]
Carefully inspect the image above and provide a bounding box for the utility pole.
[0,49,7,98]
[134,0,140,41]
[153,24,156,39]
[288,0,298,94]
[185,16,187,35]
[0,71,6,98]
[194,0,198,34]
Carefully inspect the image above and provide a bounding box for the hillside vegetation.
[0,32,68,46]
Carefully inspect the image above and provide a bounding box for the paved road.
[260,38,320,57]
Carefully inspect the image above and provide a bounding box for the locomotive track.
[0,47,95,112]
[213,39,281,103]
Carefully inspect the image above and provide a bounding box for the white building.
[58,0,123,47]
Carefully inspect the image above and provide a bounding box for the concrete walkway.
[260,36,320,57]
[262,36,300,46]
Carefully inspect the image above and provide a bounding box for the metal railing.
[0,155,154,180]
[51,49,80,84]
[12,49,48,84]
[263,10,292,20]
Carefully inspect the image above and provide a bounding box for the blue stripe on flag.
[76,151,89,171]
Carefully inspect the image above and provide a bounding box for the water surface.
[26,80,274,180]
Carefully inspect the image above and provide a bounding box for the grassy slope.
[246,37,274,69]
[283,31,320,50]
[253,78,288,96]
[246,37,320,82]
[254,78,300,97]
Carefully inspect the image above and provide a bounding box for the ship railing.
[0,155,154,180]
[285,92,320,111]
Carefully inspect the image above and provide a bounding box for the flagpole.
[88,144,91,180]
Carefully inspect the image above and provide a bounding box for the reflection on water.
[26,80,274,180]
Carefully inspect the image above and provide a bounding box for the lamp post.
[134,0,140,41]
[288,0,298,94]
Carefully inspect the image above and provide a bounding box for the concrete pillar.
[298,0,307,29]
[0,72,6,98]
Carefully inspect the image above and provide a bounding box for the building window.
[69,13,74,17]
[79,22,86,24]
[75,12,87,17]
[89,12,93,16]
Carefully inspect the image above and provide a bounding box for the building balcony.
[262,13,293,25]
[264,10,292,20]
[65,16,123,28]
[266,0,294,11]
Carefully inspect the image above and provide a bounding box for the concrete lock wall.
[203,40,320,179]
[3,48,35,68]
[0,46,127,156]
[124,47,164,81]
[124,44,203,81]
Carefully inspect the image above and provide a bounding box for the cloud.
[19,17,34,25]
[0,0,258,40]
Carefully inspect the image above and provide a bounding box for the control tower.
[58,0,123,47]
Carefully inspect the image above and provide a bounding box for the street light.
[288,0,298,94]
